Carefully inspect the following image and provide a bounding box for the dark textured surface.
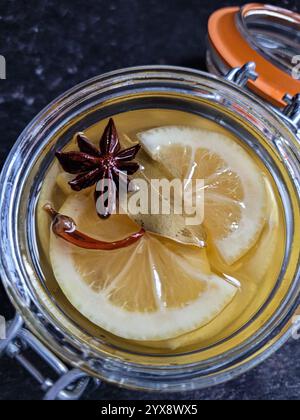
[0,0,299,401]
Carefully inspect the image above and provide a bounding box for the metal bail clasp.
[225,62,258,87]
[283,93,300,130]
[0,315,100,400]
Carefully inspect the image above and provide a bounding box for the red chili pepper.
[44,204,145,250]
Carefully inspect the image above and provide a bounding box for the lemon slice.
[138,126,267,264]
[50,194,237,341]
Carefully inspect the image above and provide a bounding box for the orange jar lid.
[208,4,300,107]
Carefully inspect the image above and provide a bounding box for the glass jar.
[0,65,299,393]
[207,4,300,106]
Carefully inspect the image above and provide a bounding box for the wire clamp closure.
[225,62,258,87]
[0,314,100,400]
[283,93,300,132]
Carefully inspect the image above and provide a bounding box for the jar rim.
[0,65,299,391]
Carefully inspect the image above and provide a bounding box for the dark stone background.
[0,0,299,400]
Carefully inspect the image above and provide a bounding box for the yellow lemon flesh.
[49,194,237,341]
[138,126,267,265]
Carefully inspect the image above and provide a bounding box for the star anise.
[56,118,141,218]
